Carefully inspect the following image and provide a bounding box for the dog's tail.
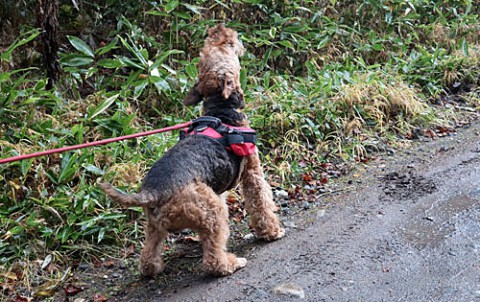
[100,182,156,207]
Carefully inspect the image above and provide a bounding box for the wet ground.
[66,121,480,302]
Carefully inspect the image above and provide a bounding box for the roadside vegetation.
[1,0,479,299]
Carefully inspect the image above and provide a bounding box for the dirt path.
[76,121,480,302]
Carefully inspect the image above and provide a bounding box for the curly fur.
[102,81,283,279]
[184,24,245,106]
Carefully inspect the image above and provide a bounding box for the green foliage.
[1,1,479,296]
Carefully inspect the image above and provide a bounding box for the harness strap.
[180,117,257,156]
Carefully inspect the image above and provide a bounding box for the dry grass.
[334,75,428,136]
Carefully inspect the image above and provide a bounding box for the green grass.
[1,0,479,299]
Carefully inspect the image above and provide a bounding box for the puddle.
[401,194,479,249]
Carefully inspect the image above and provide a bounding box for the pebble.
[273,282,305,299]
[279,199,289,207]
[317,209,326,218]
[283,220,297,229]
[78,263,89,271]
[243,233,255,240]
[275,190,289,199]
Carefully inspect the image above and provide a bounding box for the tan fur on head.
[206,24,245,57]
[184,24,245,105]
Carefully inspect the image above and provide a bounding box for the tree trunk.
[36,0,59,90]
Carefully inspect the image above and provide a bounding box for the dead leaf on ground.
[121,244,136,258]
[302,173,313,182]
[103,260,115,268]
[93,293,108,302]
[64,284,83,296]
[14,295,33,302]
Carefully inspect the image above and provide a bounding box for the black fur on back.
[139,91,246,205]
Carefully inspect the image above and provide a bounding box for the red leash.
[0,121,192,164]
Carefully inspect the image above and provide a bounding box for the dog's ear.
[221,73,237,100]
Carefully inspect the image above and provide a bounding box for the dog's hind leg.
[173,182,247,276]
[241,153,285,241]
[139,208,168,277]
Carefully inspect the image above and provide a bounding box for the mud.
[64,121,480,302]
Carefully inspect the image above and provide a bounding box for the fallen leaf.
[121,244,136,258]
[64,284,83,296]
[103,260,115,268]
[320,173,329,184]
[302,174,313,182]
[424,129,436,139]
[14,295,32,302]
[269,181,280,187]
[41,254,53,270]
[226,195,238,204]
[93,293,108,302]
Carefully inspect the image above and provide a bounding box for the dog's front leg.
[240,152,285,241]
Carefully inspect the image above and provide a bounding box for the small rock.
[243,233,255,240]
[302,202,310,210]
[73,299,86,302]
[283,220,297,229]
[275,190,289,199]
[279,199,289,207]
[273,282,305,299]
[317,209,326,218]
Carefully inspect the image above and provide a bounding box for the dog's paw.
[140,259,165,277]
[258,226,286,242]
[205,254,247,276]
[274,227,286,239]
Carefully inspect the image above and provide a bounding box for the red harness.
[180,117,257,157]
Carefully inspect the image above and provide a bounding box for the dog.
[184,24,245,106]
[101,91,285,277]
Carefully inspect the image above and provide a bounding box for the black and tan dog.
[101,91,284,277]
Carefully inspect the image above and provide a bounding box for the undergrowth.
[1,0,479,299]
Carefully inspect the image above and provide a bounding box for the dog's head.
[206,24,245,57]
[185,72,243,107]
